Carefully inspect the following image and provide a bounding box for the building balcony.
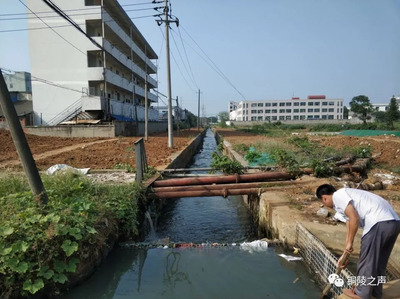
[103,40,157,89]
[102,10,157,73]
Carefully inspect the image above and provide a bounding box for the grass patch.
[0,172,144,298]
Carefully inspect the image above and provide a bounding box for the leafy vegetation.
[0,172,144,297]
[210,152,244,174]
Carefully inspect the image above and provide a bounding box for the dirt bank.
[0,128,199,171]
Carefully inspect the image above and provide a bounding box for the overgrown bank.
[0,172,145,298]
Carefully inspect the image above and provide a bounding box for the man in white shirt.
[316,184,400,299]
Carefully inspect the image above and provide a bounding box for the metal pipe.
[152,181,302,193]
[152,172,296,187]
[149,188,264,199]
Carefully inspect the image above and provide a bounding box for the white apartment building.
[372,96,400,112]
[229,96,344,122]
[27,0,158,125]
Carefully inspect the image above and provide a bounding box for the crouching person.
[316,184,400,299]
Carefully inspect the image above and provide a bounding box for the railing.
[47,98,82,126]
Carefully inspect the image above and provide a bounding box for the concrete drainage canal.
[62,129,321,298]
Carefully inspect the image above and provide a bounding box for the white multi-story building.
[372,96,400,112]
[229,95,344,122]
[27,0,158,125]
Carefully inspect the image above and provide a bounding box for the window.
[309,102,314,106]
[272,109,277,113]
[258,116,263,120]
[251,110,257,113]
[272,103,278,107]
[279,102,285,106]
[272,116,277,120]
[322,108,327,112]
[279,116,285,120]
[286,116,291,120]
[308,109,313,112]
[329,102,335,106]
[322,115,327,119]
[322,102,328,106]
[265,110,271,114]
[293,115,299,120]
[279,109,285,113]
[314,102,320,106]
[300,102,306,106]
[258,103,264,107]
[251,116,257,121]
[314,115,320,119]
[300,109,306,113]
[294,102,299,106]
[266,103,271,107]
[328,108,334,112]
[307,115,313,119]
[286,109,291,113]
[300,115,306,120]
[251,103,257,107]
[328,115,334,119]
[314,109,320,112]
[257,110,263,114]
[265,116,270,121]
[294,109,299,113]
[286,102,292,106]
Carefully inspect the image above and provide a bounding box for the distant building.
[154,105,187,122]
[372,96,400,112]
[0,70,33,126]
[229,95,344,122]
[27,0,158,125]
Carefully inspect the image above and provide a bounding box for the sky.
[0,0,399,117]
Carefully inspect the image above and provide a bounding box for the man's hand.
[337,251,350,269]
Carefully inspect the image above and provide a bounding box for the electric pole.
[156,0,178,148]
[197,89,201,131]
[0,71,48,204]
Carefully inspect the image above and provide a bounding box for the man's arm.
[344,202,359,253]
[337,202,359,268]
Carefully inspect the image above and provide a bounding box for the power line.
[1,67,86,95]
[170,29,198,91]
[18,0,86,56]
[177,26,198,90]
[0,2,154,17]
[0,14,159,33]
[42,0,103,51]
[180,25,246,100]
[0,7,158,21]
[158,26,196,93]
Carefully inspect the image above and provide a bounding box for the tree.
[386,97,400,130]
[343,106,349,119]
[218,111,229,122]
[217,111,229,128]
[349,95,374,124]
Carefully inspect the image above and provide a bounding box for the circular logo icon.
[334,278,345,287]
[328,273,339,284]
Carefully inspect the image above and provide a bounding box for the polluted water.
[62,129,321,299]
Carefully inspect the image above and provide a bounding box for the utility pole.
[156,0,178,148]
[175,96,179,135]
[0,71,48,204]
[144,46,148,141]
[144,75,148,141]
[197,89,201,131]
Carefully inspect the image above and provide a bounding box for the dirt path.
[0,139,118,168]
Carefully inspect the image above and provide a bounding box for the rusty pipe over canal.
[152,171,297,187]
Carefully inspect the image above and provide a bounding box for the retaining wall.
[23,121,168,138]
